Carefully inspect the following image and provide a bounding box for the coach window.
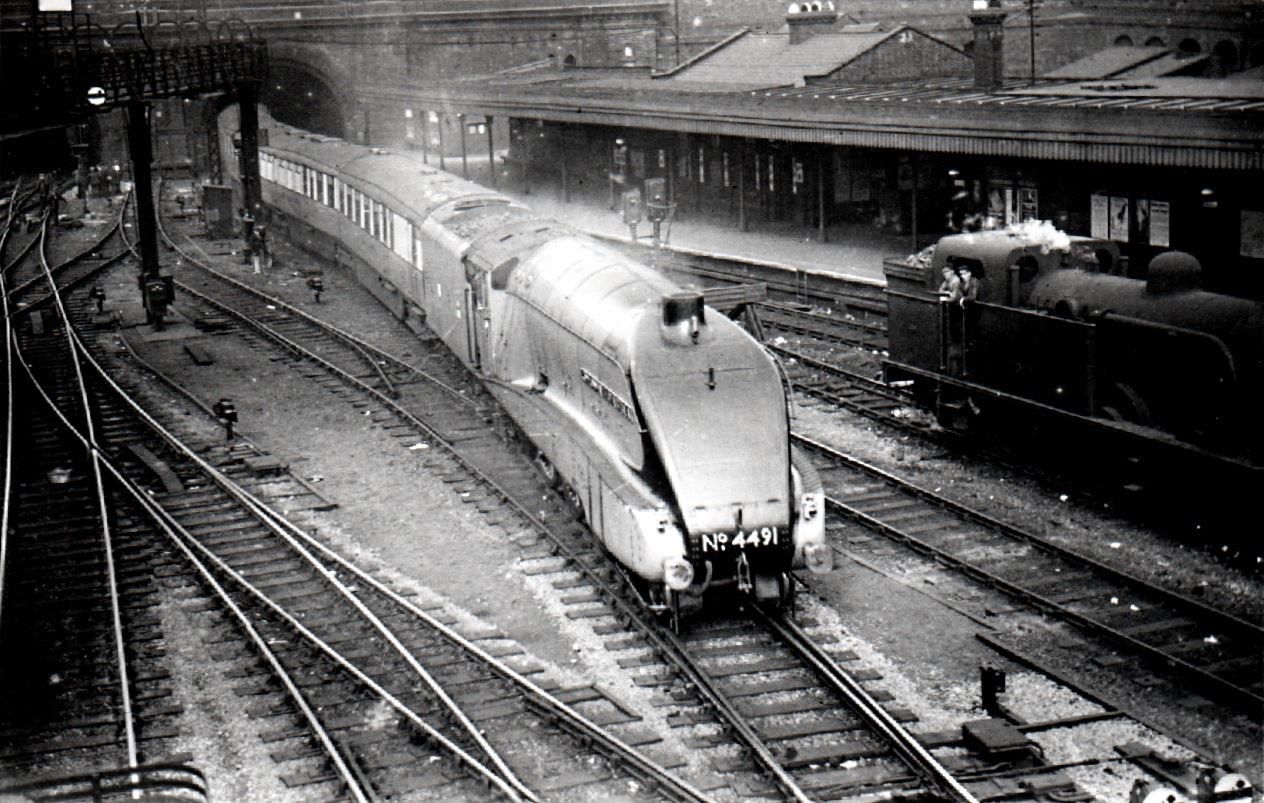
[413,234,424,270]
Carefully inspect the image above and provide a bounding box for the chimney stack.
[786,1,838,45]
[969,1,1007,91]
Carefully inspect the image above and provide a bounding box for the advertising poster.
[1241,209,1264,258]
[851,170,869,201]
[988,186,1005,222]
[833,155,852,202]
[1109,195,1129,242]
[1091,193,1109,239]
[1149,200,1170,246]
[1020,187,1038,222]
[1135,198,1150,245]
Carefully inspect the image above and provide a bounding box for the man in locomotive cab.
[939,265,962,302]
[959,266,982,305]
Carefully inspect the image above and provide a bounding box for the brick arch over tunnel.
[263,44,356,139]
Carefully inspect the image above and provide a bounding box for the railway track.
[8,195,707,800]
[756,301,888,352]
[596,234,890,324]
[795,433,1264,718]
[137,207,713,800]
[654,228,1264,748]
[0,199,205,798]
[147,202,1005,799]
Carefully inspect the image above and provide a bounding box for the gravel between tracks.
[82,201,1262,799]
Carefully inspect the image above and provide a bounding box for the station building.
[355,6,1264,298]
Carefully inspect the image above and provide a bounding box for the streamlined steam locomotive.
[219,108,832,618]
[884,229,1264,504]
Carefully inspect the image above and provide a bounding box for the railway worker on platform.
[90,285,106,313]
[239,208,255,264]
[251,225,270,273]
[212,398,238,441]
[959,266,982,305]
[939,265,962,302]
[307,275,324,303]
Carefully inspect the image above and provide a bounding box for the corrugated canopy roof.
[1045,46,1169,79]
[1115,51,1210,78]
[660,28,895,89]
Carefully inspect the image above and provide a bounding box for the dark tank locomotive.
[224,108,832,620]
[884,228,1263,504]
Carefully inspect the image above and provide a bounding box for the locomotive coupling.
[663,557,695,591]
[803,542,833,574]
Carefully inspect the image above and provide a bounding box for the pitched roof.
[658,27,898,90]
[1045,46,1183,80]
[1114,51,1210,78]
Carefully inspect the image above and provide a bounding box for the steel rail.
[173,228,473,404]
[654,623,814,803]
[1,233,39,280]
[35,208,140,772]
[102,283,712,802]
[755,606,981,803]
[116,222,537,800]
[153,202,401,400]
[6,196,131,311]
[12,352,375,803]
[756,301,888,349]
[123,221,712,803]
[0,176,24,629]
[165,278,776,798]
[770,342,903,400]
[153,198,813,803]
[794,431,1264,714]
[32,267,526,802]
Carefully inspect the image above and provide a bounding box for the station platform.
[438,154,922,287]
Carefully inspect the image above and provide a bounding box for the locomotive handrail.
[880,358,1262,471]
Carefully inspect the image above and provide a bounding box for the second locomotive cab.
[221,107,832,619]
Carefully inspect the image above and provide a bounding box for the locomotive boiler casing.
[479,235,829,589]
[1026,254,1264,452]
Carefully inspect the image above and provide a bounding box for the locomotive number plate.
[699,526,780,553]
